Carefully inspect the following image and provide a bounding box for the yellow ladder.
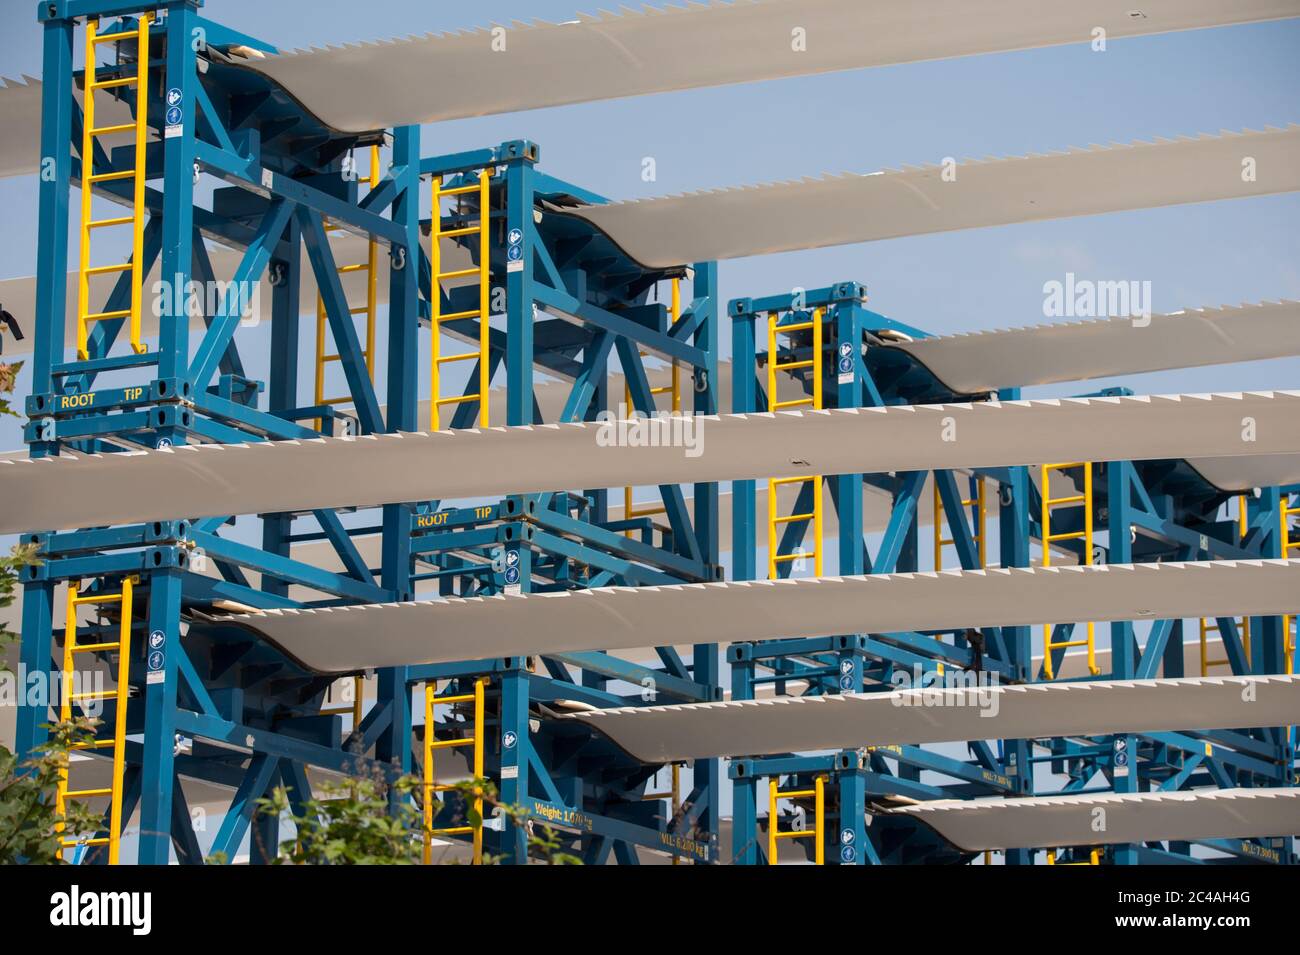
[1283,493,1300,558]
[1285,614,1295,676]
[422,677,488,864]
[767,308,824,579]
[320,675,364,727]
[56,577,135,864]
[767,775,825,865]
[933,475,987,570]
[76,14,152,361]
[430,169,492,430]
[1046,848,1101,865]
[1040,462,1098,679]
[642,763,683,865]
[1199,617,1251,676]
[623,279,682,536]
[314,145,380,431]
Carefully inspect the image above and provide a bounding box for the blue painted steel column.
[378,125,421,783]
[31,9,73,402]
[497,661,531,863]
[17,9,76,760]
[156,4,197,392]
[727,297,758,864]
[998,446,1034,864]
[690,262,721,857]
[835,298,867,574]
[1107,460,1139,866]
[259,221,301,596]
[138,567,185,863]
[505,144,537,427]
[836,756,868,865]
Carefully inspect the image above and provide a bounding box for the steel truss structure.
[7,1,1298,867]
[16,0,719,865]
[728,283,1297,865]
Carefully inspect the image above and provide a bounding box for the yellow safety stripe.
[77,14,151,361]
[56,577,135,864]
[430,169,492,430]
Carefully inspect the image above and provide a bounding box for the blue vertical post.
[998,438,1034,863]
[378,125,421,782]
[138,566,184,863]
[260,223,301,596]
[18,7,76,761]
[729,762,759,865]
[505,143,537,427]
[156,3,197,392]
[835,296,866,577]
[689,262,721,856]
[835,757,868,865]
[1107,461,1138,865]
[497,660,531,863]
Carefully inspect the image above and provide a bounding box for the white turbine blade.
[563,675,1300,762]
[205,559,1300,673]
[891,787,1300,851]
[572,126,1300,267]
[240,1,1299,133]
[3,391,1298,533]
[891,301,1300,393]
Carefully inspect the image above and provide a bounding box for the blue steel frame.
[18,0,721,865]
[726,282,1295,866]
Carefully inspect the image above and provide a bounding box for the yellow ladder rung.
[87,168,136,183]
[65,787,113,798]
[772,476,817,488]
[68,690,117,702]
[337,263,370,274]
[440,224,481,238]
[439,183,482,196]
[773,552,815,564]
[90,122,136,137]
[1045,493,1087,506]
[90,28,132,45]
[1045,461,1088,470]
[1044,531,1085,543]
[773,513,816,524]
[438,267,481,280]
[777,788,818,799]
[772,398,815,410]
[436,309,482,322]
[774,320,817,334]
[84,262,132,276]
[88,76,137,91]
[73,593,127,606]
[71,641,121,652]
[318,396,354,406]
[435,394,482,407]
[69,739,115,751]
[773,359,815,372]
[429,826,475,836]
[436,352,481,365]
[774,830,816,841]
[429,737,474,750]
[87,215,133,229]
[431,692,477,705]
[1046,639,1091,650]
[62,837,111,848]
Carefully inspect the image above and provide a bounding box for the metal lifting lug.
[390,245,407,271]
[693,369,708,393]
